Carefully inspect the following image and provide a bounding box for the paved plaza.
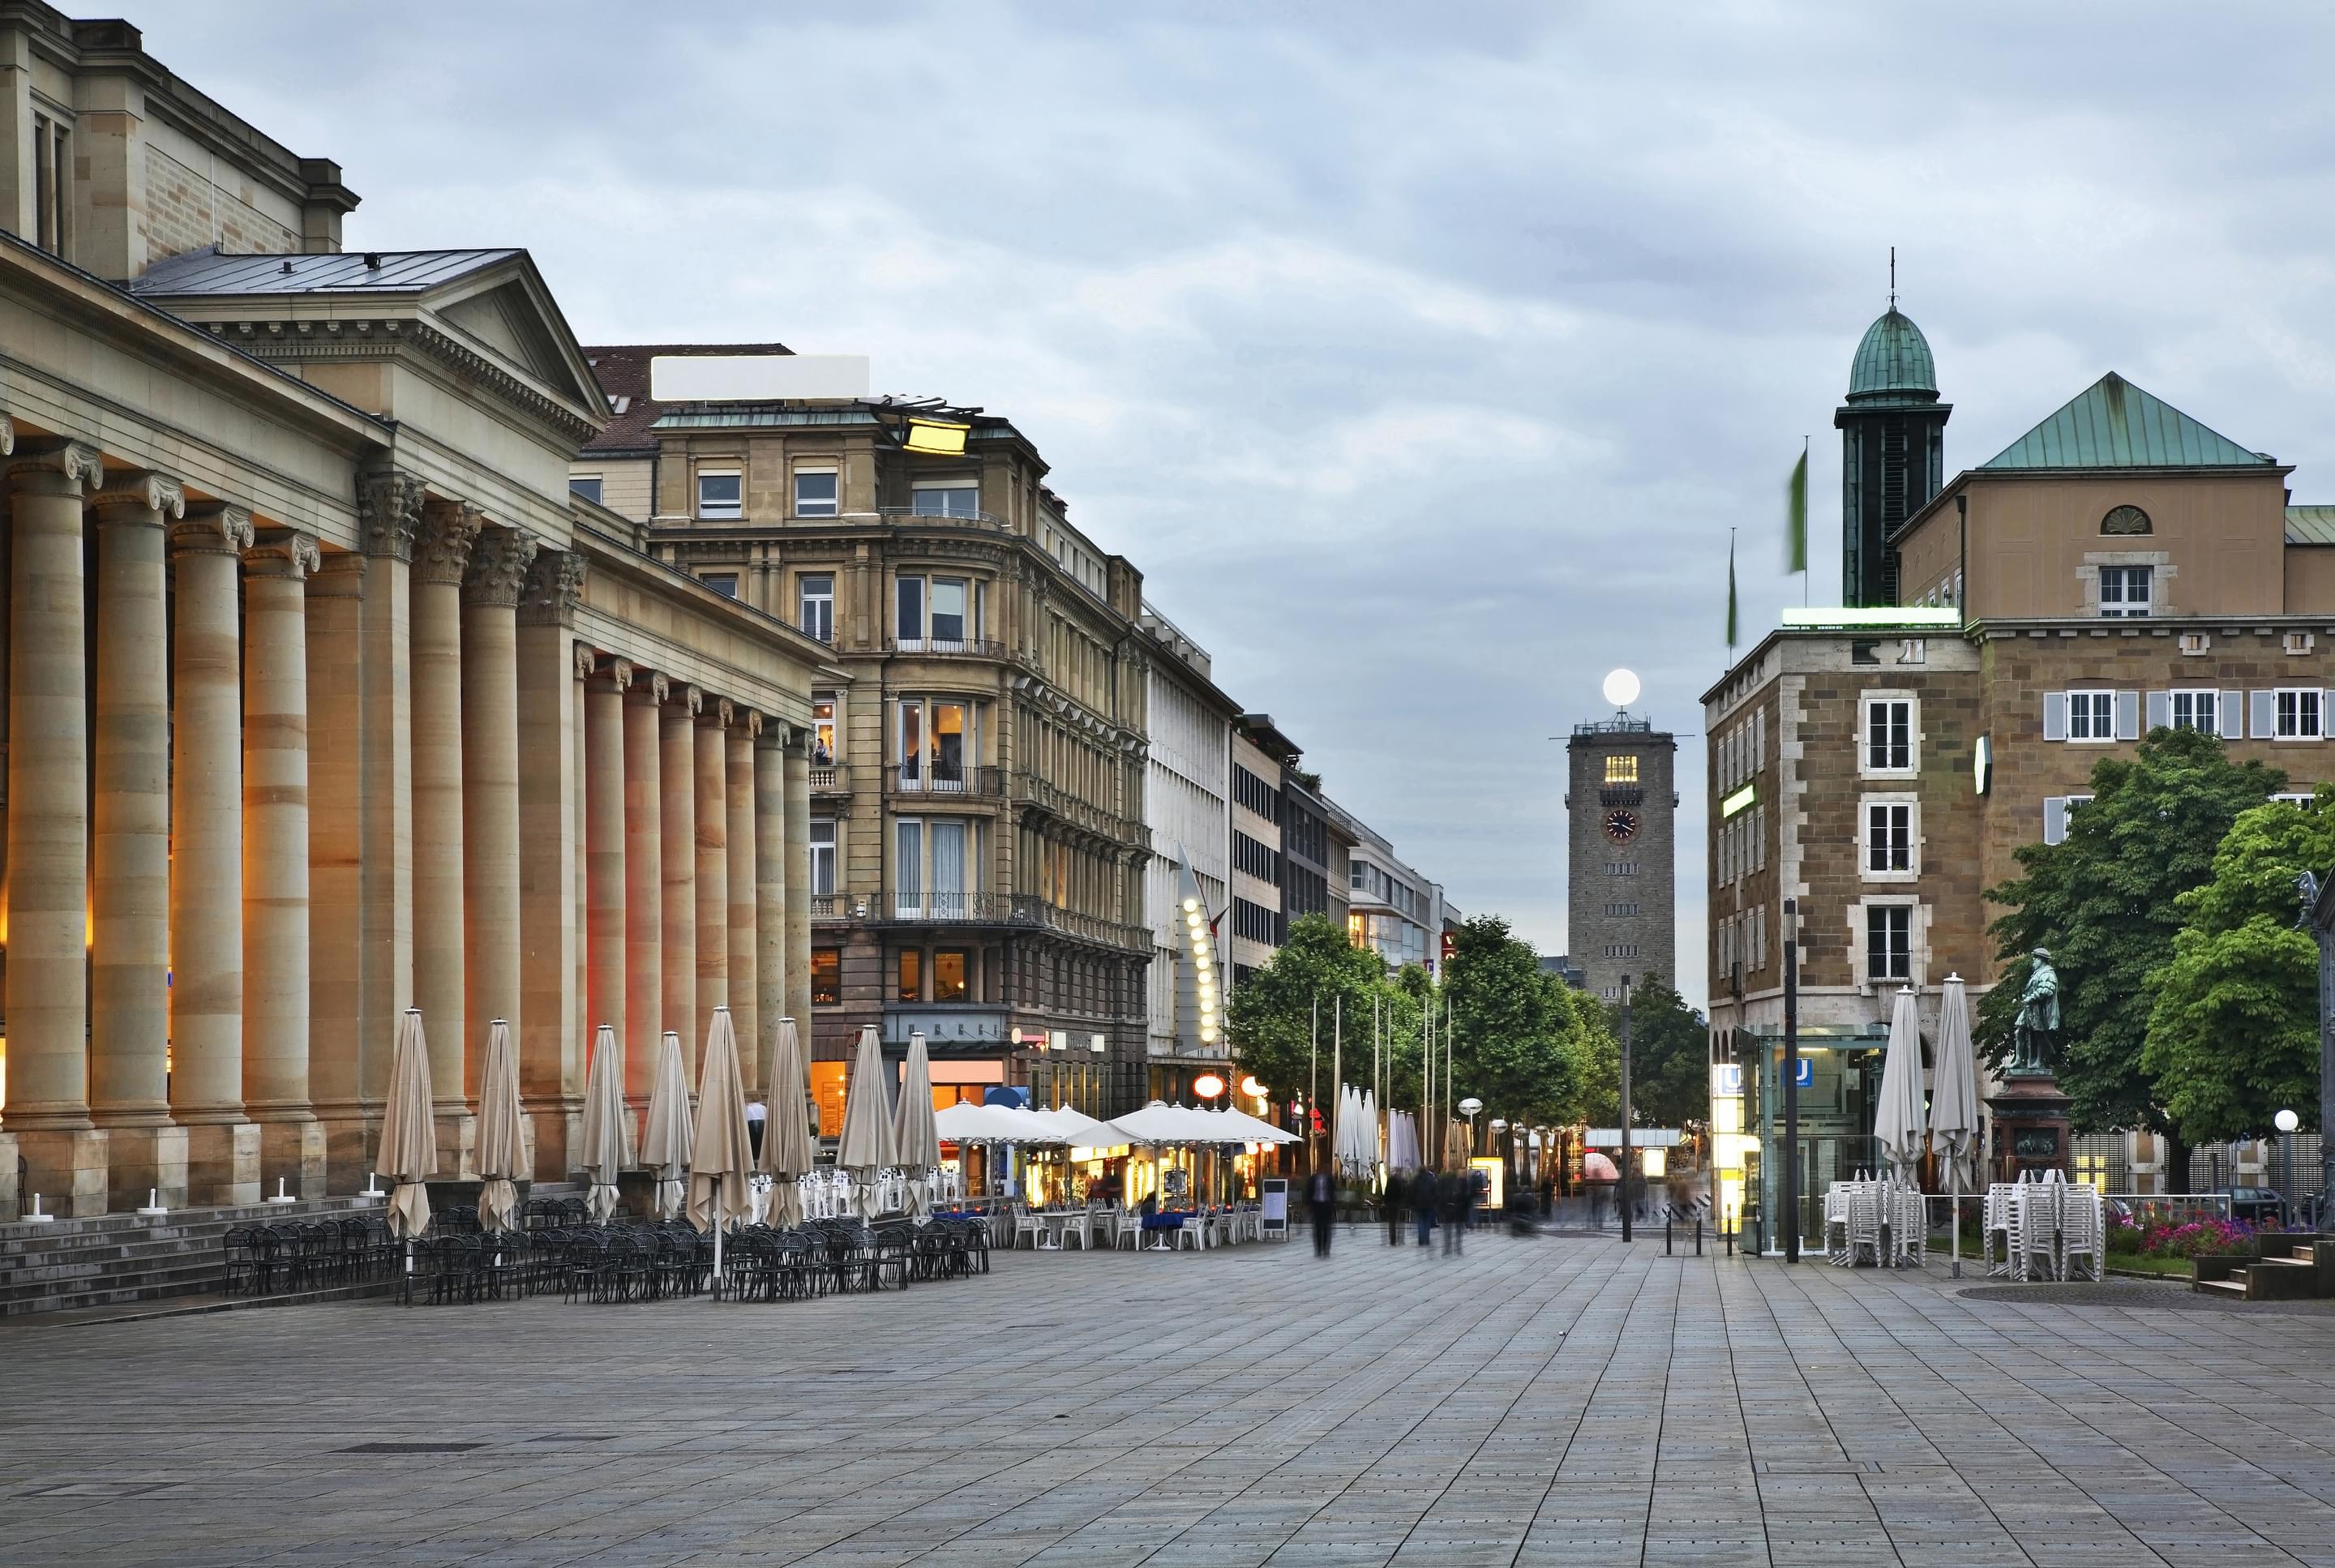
[4,1228,2334,1567]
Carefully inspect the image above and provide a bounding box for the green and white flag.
[1785,443,1808,574]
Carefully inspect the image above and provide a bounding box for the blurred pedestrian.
[1384,1170,1408,1246]
[1469,1164,1490,1230]
[1442,1167,1467,1255]
[1307,1166,1335,1257]
[1412,1167,1438,1246]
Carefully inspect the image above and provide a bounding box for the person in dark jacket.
[1442,1167,1467,1254]
[1411,1167,1439,1246]
[1306,1167,1336,1257]
[1384,1171,1408,1245]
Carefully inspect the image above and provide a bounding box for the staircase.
[0,1196,377,1318]
[2191,1236,2335,1301]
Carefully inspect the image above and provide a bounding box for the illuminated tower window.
[1605,754,1639,784]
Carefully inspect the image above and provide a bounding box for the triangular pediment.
[1982,373,2271,471]
[423,259,606,425]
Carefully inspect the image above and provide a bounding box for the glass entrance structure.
[1731,1024,1887,1254]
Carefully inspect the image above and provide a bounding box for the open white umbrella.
[1034,1105,1119,1146]
[893,1030,942,1219]
[578,1022,632,1222]
[1875,985,1930,1185]
[835,1024,898,1219]
[475,1017,525,1232]
[1208,1105,1302,1145]
[758,1016,815,1228]
[378,1008,437,1245]
[641,1030,695,1221]
[1932,974,1982,1277]
[690,1005,752,1294]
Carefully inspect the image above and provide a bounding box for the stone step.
[2253,1254,2314,1267]
[2196,1276,2248,1296]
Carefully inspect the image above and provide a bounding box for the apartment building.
[1229,715,1297,989]
[1339,812,1445,974]
[1138,604,1238,1098]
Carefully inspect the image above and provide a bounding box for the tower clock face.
[1605,809,1640,843]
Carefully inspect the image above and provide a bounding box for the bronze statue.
[2010,948,2059,1076]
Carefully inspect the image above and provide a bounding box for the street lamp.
[1459,1096,1482,1159]
[2276,1107,2300,1227]
[1619,972,1634,1244]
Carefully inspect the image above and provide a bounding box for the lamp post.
[2276,1107,2299,1228]
[1619,973,1634,1244]
[1783,898,1800,1264]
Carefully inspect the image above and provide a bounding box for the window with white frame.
[2098,563,2152,617]
[809,817,837,895]
[893,816,971,918]
[1863,696,1913,774]
[1866,904,1912,983]
[696,469,742,520]
[2277,688,2324,739]
[810,693,838,765]
[897,697,974,790]
[2067,690,2115,742]
[2042,794,2093,846]
[911,482,980,518]
[793,466,839,517]
[700,572,738,598]
[897,575,973,649]
[570,475,603,504]
[799,573,834,643]
[2274,791,2318,808]
[1865,800,1913,876]
[2169,689,2218,734]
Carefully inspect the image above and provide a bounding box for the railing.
[809,893,845,920]
[886,636,1007,658]
[888,764,1004,798]
[1009,770,1143,842]
[808,762,850,794]
[850,889,1150,951]
[875,505,1012,532]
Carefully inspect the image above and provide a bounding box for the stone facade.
[1566,718,1677,1001]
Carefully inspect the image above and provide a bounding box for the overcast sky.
[154,2,2335,1009]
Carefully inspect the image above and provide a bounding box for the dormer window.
[2102,504,2153,536]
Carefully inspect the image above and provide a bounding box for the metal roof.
[2288,506,2335,545]
[649,408,884,431]
[1845,308,1938,403]
[1981,373,2272,470]
[128,246,522,298]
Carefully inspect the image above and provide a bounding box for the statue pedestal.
[1987,1073,2072,1183]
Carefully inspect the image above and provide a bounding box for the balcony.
[875,505,1011,533]
[820,889,1151,951]
[885,636,1006,659]
[810,893,846,920]
[887,764,1005,799]
[1010,770,1144,843]
[808,761,850,795]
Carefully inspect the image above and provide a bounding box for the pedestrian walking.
[1307,1167,1335,1258]
[1412,1167,1438,1246]
[1442,1167,1467,1254]
[1384,1170,1408,1245]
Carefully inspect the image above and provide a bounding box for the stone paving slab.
[3,1230,2333,1564]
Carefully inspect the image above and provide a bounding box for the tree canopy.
[1223,913,1389,1114]
[1609,980,1707,1129]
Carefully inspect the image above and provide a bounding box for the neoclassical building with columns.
[0,6,829,1217]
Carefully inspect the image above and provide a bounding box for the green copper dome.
[1845,309,1938,404]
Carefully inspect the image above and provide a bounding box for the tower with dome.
[1834,305,1952,606]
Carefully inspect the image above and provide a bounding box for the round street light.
[1459,1097,1483,1117]
[1239,1075,1266,1099]
[1193,1073,1227,1102]
[2276,1107,2301,1133]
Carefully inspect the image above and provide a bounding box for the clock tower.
[1565,705,1677,1003]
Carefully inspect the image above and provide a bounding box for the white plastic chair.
[1847,1185,1883,1267]
[1012,1206,1042,1252]
[1823,1182,1853,1265]
[1114,1210,1142,1251]
[2062,1185,2102,1282]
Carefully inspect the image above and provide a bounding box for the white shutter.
[2146,691,2170,731]
[2115,690,2140,741]
[2221,692,2245,740]
[2043,692,2068,741]
[2324,691,2335,738]
[2252,690,2277,739]
[2043,796,2068,846]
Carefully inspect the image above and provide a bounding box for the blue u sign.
[1793,1058,1814,1089]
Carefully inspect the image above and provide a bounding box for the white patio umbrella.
[578,1022,632,1222]
[835,1024,898,1219]
[757,1016,815,1227]
[1875,984,1930,1186]
[689,1005,752,1293]
[1931,974,1982,1277]
[641,1029,695,1221]
[1034,1105,1119,1146]
[378,1008,437,1247]
[1091,1099,1225,1146]
[474,1018,525,1232]
[893,1030,942,1219]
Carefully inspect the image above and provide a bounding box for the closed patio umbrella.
[758,1016,815,1228]
[475,1017,525,1232]
[1875,984,1930,1186]
[377,1007,437,1247]
[578,1022,632,1223]
[641,1029,695,1221]
[689,1005,752,1293]
[835,1024,898,1218]
[1932,974,1982,1277]
[893,1029,942,1219]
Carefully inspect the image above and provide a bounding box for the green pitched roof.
[2287,506,2335,545]
[1981,373,2271,470]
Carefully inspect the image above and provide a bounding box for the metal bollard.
[1695,1217,1703,1256]
[1664,1214,1673,1255]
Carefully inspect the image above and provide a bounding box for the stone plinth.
[1987,1073,2073,1183]
[11,1129,109,1218]
[103,1125,189,1213]
[258,1118,329,1199]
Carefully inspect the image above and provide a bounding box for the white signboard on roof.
[649,354,870,402]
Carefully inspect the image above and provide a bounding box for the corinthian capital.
[171,503,256,557]
[418,499,485,585]
[462,525,540,608]
[245,529,323,581]
[358,470,423,561]
[519,547,588,627]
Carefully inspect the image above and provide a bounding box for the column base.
[104,1125,190,1214]
[318,1112,383,1195]
[10,1128,113,1218]
[434,1109,478,1181]
[183,1121,262,1207]
[256,1117,328,1201]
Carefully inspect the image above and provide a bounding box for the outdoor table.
[1142,1212,1188,1252]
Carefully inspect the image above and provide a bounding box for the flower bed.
[2107,1213,2262,1261]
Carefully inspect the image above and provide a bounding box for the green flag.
[1785,444,1808,573]
[1726,531,1739,651]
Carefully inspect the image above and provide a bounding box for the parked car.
[2221,1188,2286,1225]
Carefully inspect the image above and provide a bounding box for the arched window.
[2102,504,2153,536]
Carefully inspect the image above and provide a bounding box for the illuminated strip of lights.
[1720,782,1756,818]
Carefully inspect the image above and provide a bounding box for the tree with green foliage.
[1444,915,1579,1129]
[1608,980,1708,1129]
[2143,795,2331,1144]
[1979,726,2284,1185]
[1224,913,1396,1116]
[1558,983,1621,1127]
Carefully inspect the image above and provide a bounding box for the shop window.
[811,946,842,1006]
[811,1060,846,1137]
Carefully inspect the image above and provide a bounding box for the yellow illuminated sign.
[1720,782,1756,818]
[904,418,970,456]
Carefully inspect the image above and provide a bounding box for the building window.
[697,470,742,519]
[700,572,738,598]
[794,467,839,517]
[912,483,979,518]
[1233,766,1281,823]
[1234,832,1279,882]
[1605,754,1639,783]
[2098,564,2152,617]
[32,114,68,257]
[811,947,842,1006]
[934,949,970,1002]
[2068,691,2115,742]
[1864,697,1913,773]
[1606,862,1638,876]
[896,949,922,1002]
[1233,897,1281,944]
[898,698,972,790]
[2102,505,2153,536]
[1605,902,1639,917]
[2169,689,2218,734]
[2042,795,2093,846]
[2277,688,2324,739]
[1866,905,1911,983]
[799,574,834,642]
[811,694,837,765]
[893,816,970,918]
[897,575,971,648]
[809,818,837,895]
[1866,802,1913,874]
[570,475,603,503]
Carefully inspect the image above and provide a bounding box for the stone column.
[4,440,105,1216]
[755,723,787,1077]
[413,499,480,1174]
[242,529,323,1197]
[89,469,186,1212]
[662,684,700,1068]
[695,700,730,1056]
[461,525,536,1166]
[785,726,814,1032]
[583,650,629,1116]
[306,551,369,1189]
[623,669,665,1108]
[519,551,587,1176]
[726,714,760,1088]
[355,472,420,1184]
[169,503,258,1207]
